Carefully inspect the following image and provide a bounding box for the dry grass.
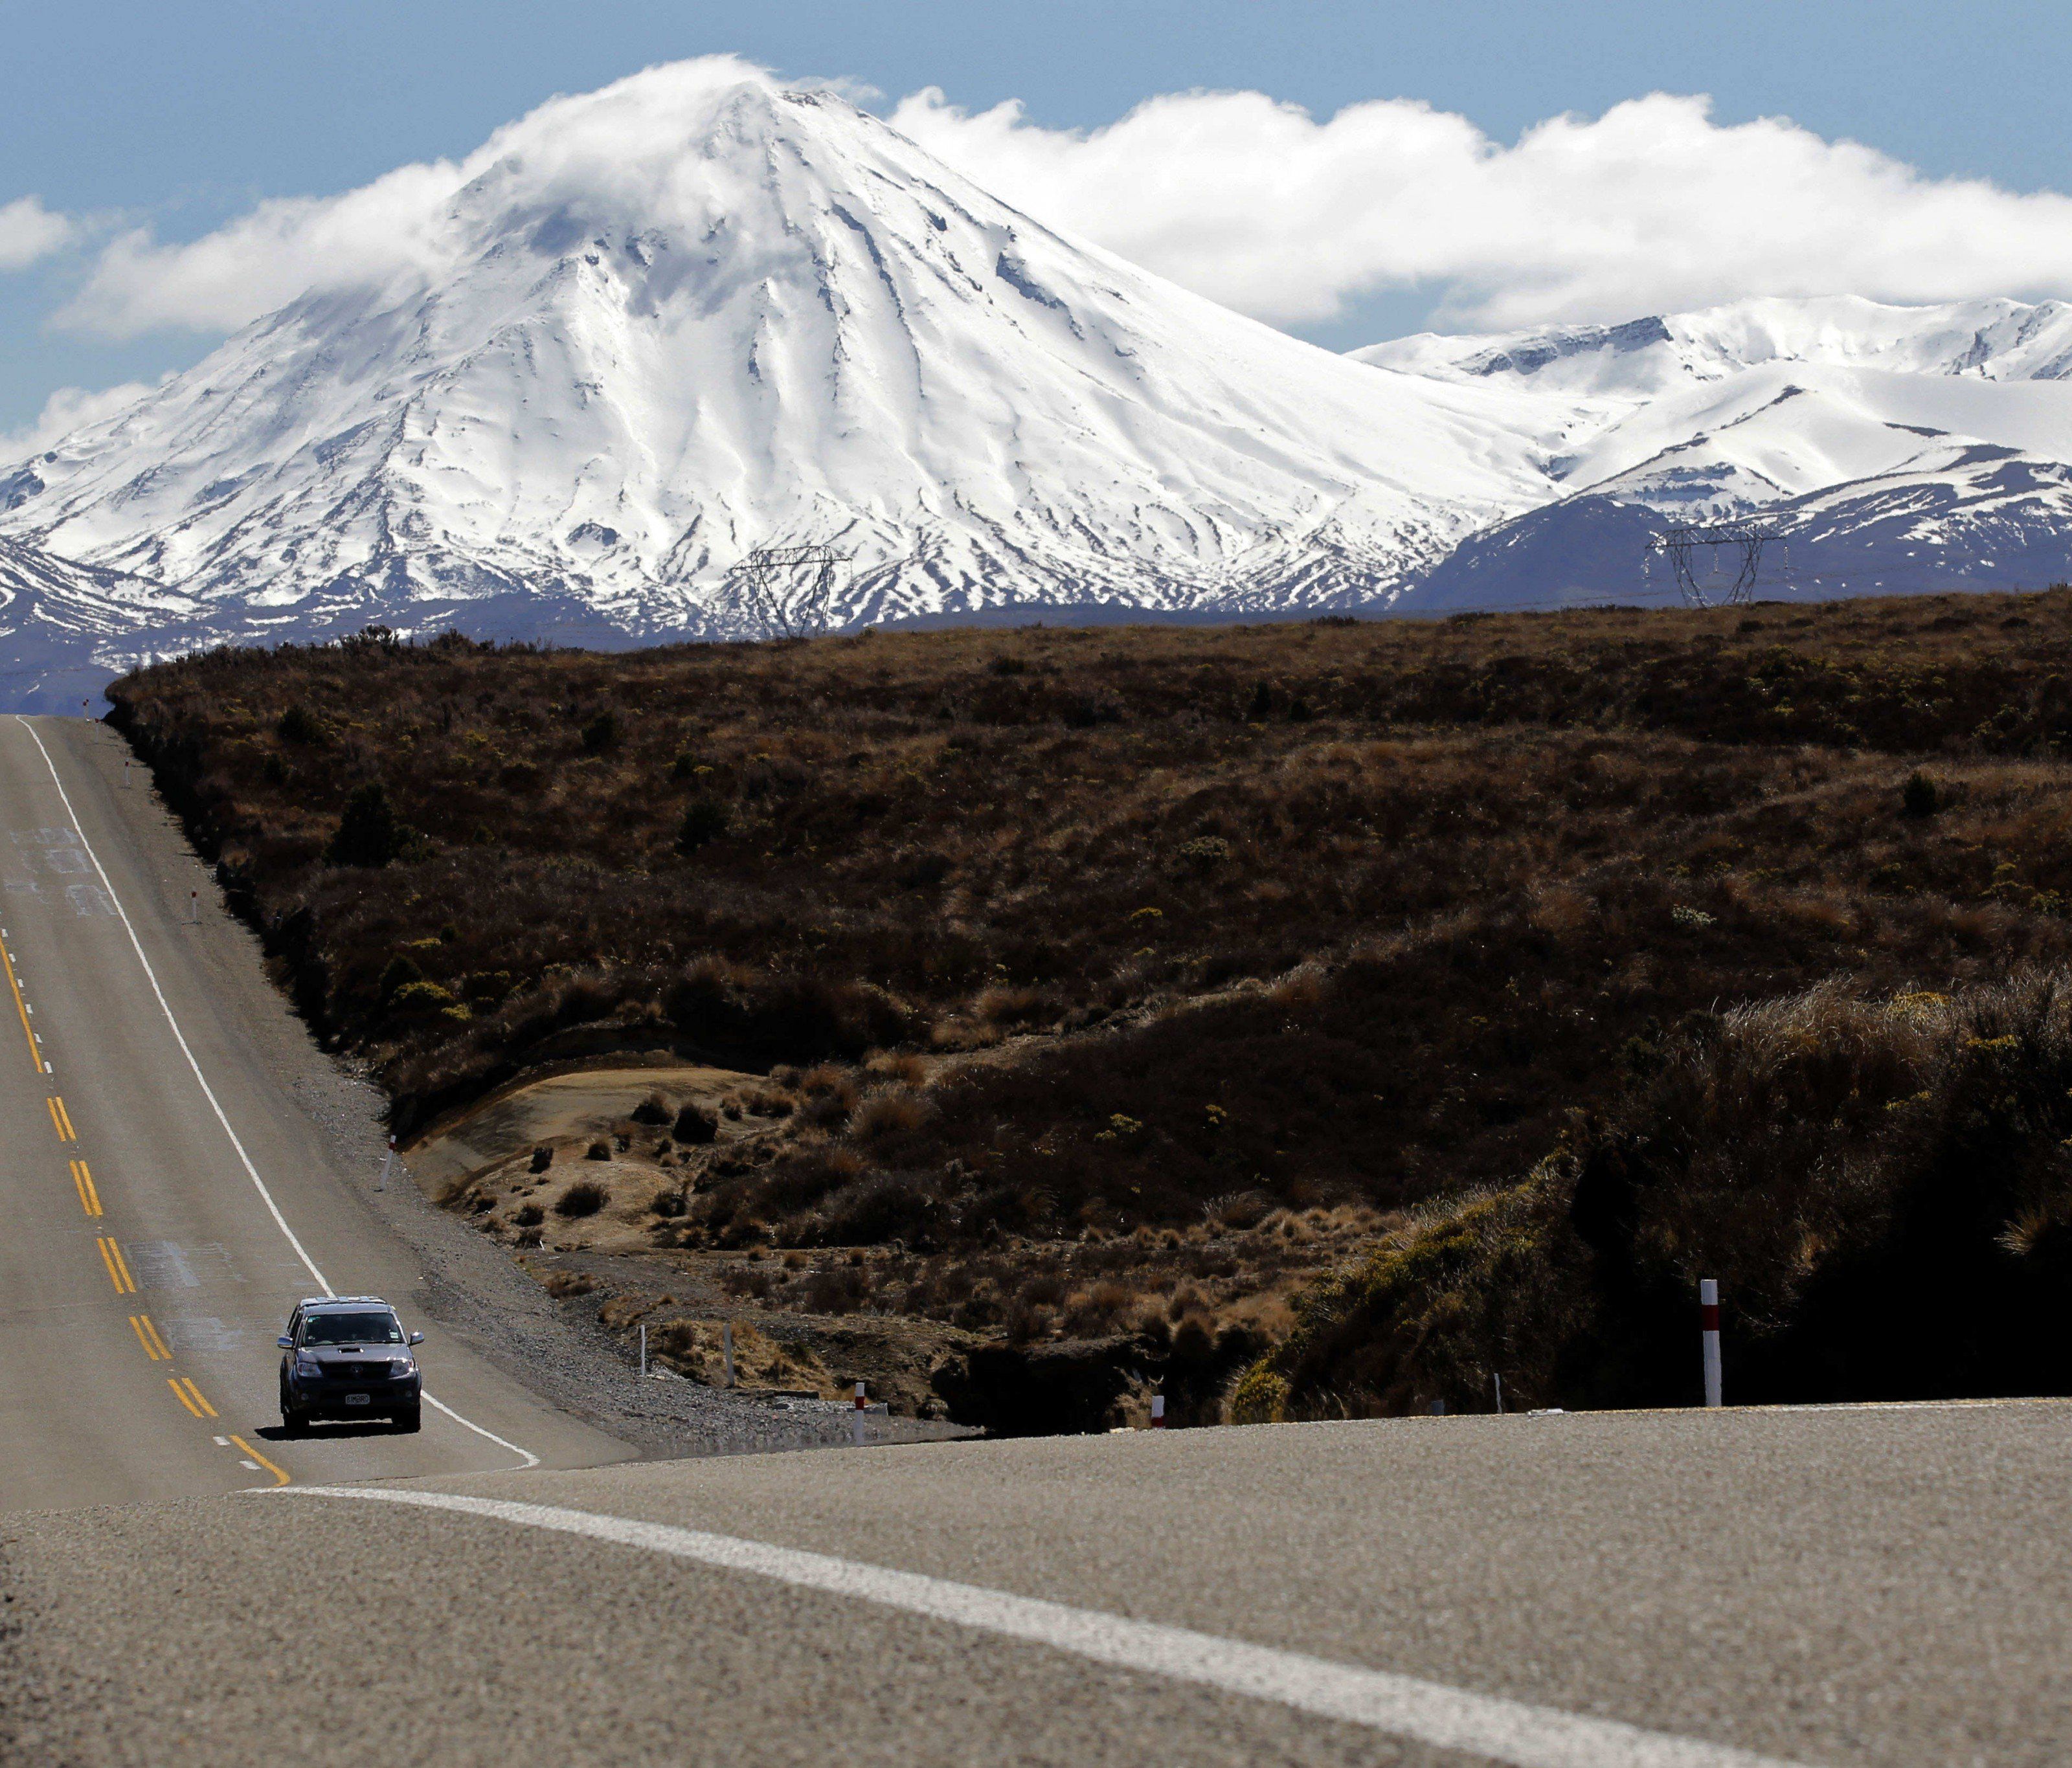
[103,589,2072,1401]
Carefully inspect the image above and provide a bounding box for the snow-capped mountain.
[1366,297,2072,609]
[6,67,2072,708]
[0,64,1565,658]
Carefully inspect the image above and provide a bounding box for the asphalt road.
[6,1399,2069,1767]
[0,713,631,1512]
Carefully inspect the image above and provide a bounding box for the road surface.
[6,1398,2069,1766]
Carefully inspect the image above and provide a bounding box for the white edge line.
[17,717,538,1473]
[425,1393,540,1469]
[273,1487,1817,1768]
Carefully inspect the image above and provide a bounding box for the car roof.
[296,1295,394,1312]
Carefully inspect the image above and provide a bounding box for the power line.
[1641,521,1784,609]
[728,544,853,640]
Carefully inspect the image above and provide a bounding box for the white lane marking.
[16,720,539,1472]
[425,1393,540,1467]
[278,1487,1816,1768]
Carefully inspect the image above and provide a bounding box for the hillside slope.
[107,590,2072,1418]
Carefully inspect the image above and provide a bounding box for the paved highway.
[6,1400,2069,1765]
[0,714,630,1512]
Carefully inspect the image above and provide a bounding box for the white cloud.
[0,196,77,271]
[891,87,2072,330]
[2,380,159,458]
[58,54,782,339]
[49,60,2072,344]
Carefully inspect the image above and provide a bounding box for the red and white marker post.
[853,1380,868,1446]
[1699,1279,1723,1408]
[1149,1394,1166,1429]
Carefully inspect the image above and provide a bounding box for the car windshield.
[302,1311,403,1345]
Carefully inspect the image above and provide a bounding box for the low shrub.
[555,1181,607,1218]
[673,1102,718,1143]
[677,797,730,853]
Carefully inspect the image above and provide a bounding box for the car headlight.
[295,1354,323,1377]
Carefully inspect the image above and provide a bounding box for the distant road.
[7,1400,2069,1765]
[0,715,629,1512]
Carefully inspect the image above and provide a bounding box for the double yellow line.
[46,1093,76,1141]
[166,1375,217,1419]
[129,1312,171,1359]
[96,1235,135,1293]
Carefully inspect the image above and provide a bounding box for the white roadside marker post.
[852,1380,867,1446]
[1493,1372,1504,1415]
[722,1320,734,1388]
[1149,1394,1166,1429]
[122,759,131,789]
[1700,1278,1723,1408]
[377,1139,394,1192]
[188,889,199,925]
[640,1323,648,1380]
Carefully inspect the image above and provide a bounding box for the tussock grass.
[103,590,2072,1403]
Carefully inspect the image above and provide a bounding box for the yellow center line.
[168,1376,204,1417]
[45,1096,71,1141]
[229,1435,290,1488]
[129,1314,166,1360]
[139,1314,172,1360]
[95,1236,128,1292]
[108,1240,136,1292]
[52,1095,77,1141]
[71,1158,102,1217]
[177,1377,218,1419]
[0,939,40,1074]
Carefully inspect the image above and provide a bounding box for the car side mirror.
[277,1336,294,1349]
[409,1332,424,1346]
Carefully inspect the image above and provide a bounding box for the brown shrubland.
[104,589,2072,1409]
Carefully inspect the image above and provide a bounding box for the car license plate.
[343,1393,370,1405]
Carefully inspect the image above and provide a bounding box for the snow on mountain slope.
[1360,295,2072,590]
[0,535,203,710]
[0,63,1568,647]
[1362,297,2072,509]
[1562,365,2072,518]
[1409,442,2072,614]
[1357,296,2072,397]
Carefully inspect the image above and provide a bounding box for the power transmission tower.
[1642,520,1782,609]
[730,544,852,640]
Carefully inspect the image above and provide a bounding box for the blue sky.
[5,0,2071,434]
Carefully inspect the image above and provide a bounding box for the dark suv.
[277,1296,424,1433]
